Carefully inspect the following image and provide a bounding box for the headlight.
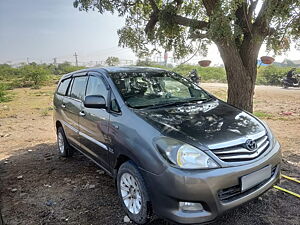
[154,137,219,169]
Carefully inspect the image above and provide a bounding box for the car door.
[78,72,110,170]
[62,73,88,149]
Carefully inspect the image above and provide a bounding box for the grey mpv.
[53,67,281,224]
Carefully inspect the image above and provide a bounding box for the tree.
[106,56,120,66]
[74,0,300,112]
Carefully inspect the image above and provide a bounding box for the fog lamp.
[179,202,204,212]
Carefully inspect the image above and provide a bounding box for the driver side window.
[86,75,108,99]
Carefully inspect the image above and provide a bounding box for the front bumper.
[141,141,281,224]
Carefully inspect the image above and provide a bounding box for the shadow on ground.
[0,144,299,225]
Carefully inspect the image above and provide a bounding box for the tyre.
[117,161,152,224]
[56,126,73,157]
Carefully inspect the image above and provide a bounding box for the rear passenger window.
[57,78,71,95]
[70,76,87,101]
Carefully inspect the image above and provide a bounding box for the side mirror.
[84,95,106,109]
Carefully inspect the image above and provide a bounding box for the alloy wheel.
[120,173,142,215]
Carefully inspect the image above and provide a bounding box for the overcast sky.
[0,0,299,65]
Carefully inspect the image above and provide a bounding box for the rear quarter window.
[57,78,71,95]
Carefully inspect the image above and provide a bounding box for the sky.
[0,0,299,66]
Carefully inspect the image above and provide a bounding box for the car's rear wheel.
[117,161,152,224]
[57,126,73,157]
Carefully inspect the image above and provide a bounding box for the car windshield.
[110,71,212,109]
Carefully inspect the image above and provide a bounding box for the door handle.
[61,104,66,108]
[79,111,86,117]
[112,124,119,129]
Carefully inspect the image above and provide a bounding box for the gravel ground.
[0,144,299,225]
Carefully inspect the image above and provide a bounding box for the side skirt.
[70,143,113,177]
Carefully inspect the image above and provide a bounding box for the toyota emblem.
[245,139,257,151]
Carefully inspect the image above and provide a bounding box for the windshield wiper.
[144,101,187,109]
[185,97,213,104]
[143,97,213,109]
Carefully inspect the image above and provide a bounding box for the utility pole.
[74,52,78,66]
[53,57,57,66]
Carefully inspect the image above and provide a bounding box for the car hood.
[134,99,266,150]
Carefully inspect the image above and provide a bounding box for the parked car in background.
[53,67,281,224]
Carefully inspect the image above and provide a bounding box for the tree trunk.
[225,63,256,113]
[216,42,260,113]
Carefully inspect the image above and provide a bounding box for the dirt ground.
[0,84,299,225]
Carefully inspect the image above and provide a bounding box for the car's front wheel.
[117,161,152,224]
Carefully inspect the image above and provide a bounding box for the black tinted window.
[57,78,71,95]
[70,76,87,100]
[110,92,120,113]
[86,76,108,98]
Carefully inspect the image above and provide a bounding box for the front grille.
[211,134,270,162]
[218,165,277,202]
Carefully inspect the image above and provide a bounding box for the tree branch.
[189,31,209,39]
[202,0,219,16]
[148,0,159,13]
[145,0,159,34]
[254,0,280,35]
[145,0,209,34]
[235,1,249,32]
[173,15,209,30]
[145,11,159,34]
[248,0,258,20]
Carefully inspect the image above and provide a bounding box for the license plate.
[241,165,272,192]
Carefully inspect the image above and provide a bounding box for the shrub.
[257,66,299,86]
[0,83,10,102]
[20,64,50,88]
[0,64,21,81]
[173,64,227,82]
[53,62,85,75]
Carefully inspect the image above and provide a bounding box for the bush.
[0,64,21,81]
[20,64,50,88]
[53,62,85,75]
[0,83,10,102]
[0,63,85,90]
[257,66,299,85]
[173,64,227,82]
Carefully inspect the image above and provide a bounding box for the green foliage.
[53,62,85,75]
[21,64,50,88]
[0,63,85,90]
[173,65,227,82]
[257,66,299,86]
[0,83,10,102]
[74,0,300,57]
[0,64,20,81]
[136,59,173,69]
[106,57,120,66]
[135,62,298,85]
[253,111,274,119]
